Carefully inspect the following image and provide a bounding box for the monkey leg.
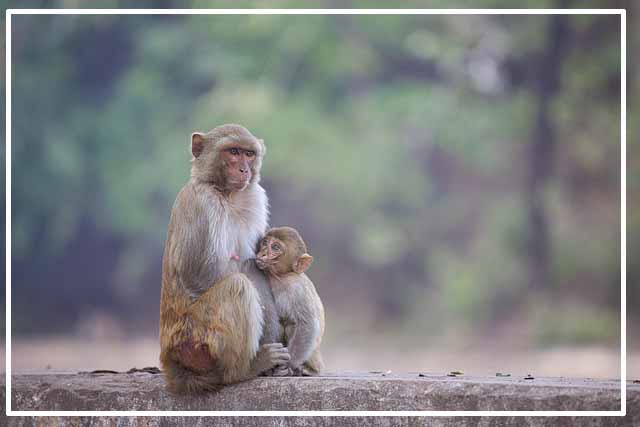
[189,273,265,384]
[161,273,265,393]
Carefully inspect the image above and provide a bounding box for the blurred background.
[2,1,638,380]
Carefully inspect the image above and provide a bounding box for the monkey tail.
[161,355,223,395]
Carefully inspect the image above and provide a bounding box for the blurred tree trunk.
[525,13,570,291]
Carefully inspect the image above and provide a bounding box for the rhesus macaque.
[159,124,288,394]
[256,226,325,376]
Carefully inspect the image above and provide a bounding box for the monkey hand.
[251,343,290,375]
[230,252,240,261]
[269,364,304,377]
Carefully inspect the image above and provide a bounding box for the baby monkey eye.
[229,148,240,155]
[245,151,255,157]
[271,243,281,251]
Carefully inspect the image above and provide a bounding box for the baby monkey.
[256,226,324,376]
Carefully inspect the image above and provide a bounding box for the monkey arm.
[167,186,217,298]
[286,317,319,369]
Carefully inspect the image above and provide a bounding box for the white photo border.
[4,8,627,418]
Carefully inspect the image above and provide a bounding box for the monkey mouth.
[255,258,276,272]
[228,178,250,192]
[255,259,267,270]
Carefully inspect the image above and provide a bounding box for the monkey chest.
[211,220,257,271]
[273,289,301,322]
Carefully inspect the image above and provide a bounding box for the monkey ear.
[191,132,206,158]
[258,139,266,156]
[293,253,313,274]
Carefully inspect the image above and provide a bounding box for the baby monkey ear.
[191,132,206,158]
[293,253,313,274]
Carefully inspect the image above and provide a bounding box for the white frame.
[4,8,627,418]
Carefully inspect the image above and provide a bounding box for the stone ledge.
[3,372,639,426]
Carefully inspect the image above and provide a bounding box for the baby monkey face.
[256,236,288,274]
[256,227,314,276]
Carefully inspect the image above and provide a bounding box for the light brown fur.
[159,124,287,394]
[256,227,325,376]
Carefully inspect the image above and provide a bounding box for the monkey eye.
[271,243,281,251]
[245,151,255,157]
[229,148,240,155]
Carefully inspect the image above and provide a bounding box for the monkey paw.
[254,343,290,374]
[268,365,293,377]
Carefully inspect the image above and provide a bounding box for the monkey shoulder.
[170,184,213,227]
[299,274,323,308]
[167,185,211,250]
[273,274,323,324]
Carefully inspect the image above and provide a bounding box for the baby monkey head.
[256,226,313,276]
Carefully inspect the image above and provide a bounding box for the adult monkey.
[160,124,288,394]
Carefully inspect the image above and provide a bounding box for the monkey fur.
[159,124,288,394]
[256,226,325,376]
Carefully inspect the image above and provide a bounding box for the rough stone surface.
[2,371,639,426]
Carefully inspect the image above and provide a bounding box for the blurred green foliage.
[4,6,628,351]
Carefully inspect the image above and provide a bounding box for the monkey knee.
[224,272,251,286]
[221,273,264,358]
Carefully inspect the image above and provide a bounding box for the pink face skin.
[222,147,256,191]
[255,236,285,273]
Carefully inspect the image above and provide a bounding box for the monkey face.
[256,236,287,274]
[221,147,256,191]
[190,125,265,192]
[256,229,314,276]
